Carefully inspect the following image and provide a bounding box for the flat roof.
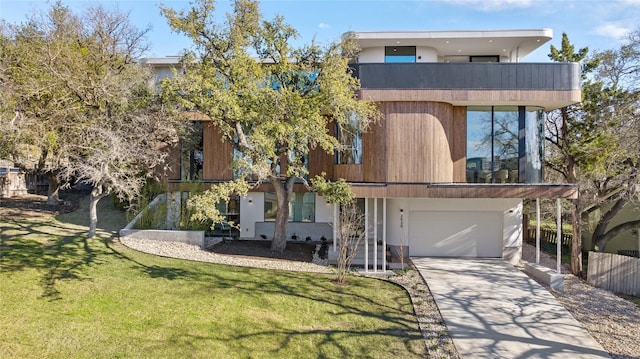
[345,29,553,60]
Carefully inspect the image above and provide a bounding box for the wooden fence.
[587,252,640,296]
[525,228,572,247]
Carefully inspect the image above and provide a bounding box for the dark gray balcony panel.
[351,63,580,91]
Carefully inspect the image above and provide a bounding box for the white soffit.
[347,29,553,60]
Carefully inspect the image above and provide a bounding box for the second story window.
[335,113,363,165]
[181,121,203,181]
[385,46,416,63]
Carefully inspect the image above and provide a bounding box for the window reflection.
[336,112,363,164]
[466,106,544,184]
[181,121,203,181]
[264,192,315,222]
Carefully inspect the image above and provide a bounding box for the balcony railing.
[351,62,581,91]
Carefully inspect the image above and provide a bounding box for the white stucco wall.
[315,195,334,223]
[239,192,264,238]
[358,46,438,63]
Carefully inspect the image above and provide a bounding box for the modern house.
[144,29,581,270]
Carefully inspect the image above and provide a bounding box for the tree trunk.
[591,196,628,252]
[270,176,295,253]
[570,199,583,276]
[45,174,60,205]
[88,186,108,238]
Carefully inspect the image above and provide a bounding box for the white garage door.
[409,211,503,257]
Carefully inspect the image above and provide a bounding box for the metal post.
[383,198,387,272]
[333,203,337,252]
[365,197,369,273]
[374,198,378,273]
[536,198,540,264]
[557,198,562,273]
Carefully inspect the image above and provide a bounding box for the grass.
[0,197,426,358]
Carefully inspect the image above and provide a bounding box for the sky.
[1,0,639,62]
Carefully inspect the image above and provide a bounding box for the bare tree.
[1,3,182,237]
[335,201,367,285]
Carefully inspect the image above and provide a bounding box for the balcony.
[351,62,581,91]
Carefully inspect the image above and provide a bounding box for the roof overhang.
[345,29,553,61]
[347,182,578,200]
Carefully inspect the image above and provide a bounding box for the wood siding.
[203,123,233,180]
[308,122,335,178]
[334,164,363,182]
[362,120,386,182]
[383,102,455,183]
[588,252,640,296]
[359,89,581,112]
[452,106,467,182]
[349,183,578,199]
[163,143,182,181]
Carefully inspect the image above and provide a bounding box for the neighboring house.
[143,29,580,269]
[583,202,640,257]
[0,160,28,198]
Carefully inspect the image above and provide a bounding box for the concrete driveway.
[411,257,610,359]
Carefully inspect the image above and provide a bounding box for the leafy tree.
[580,33,640,252]
[1,3,181,237]
[546,33,602,275]
[547,32,640,265]
[161,0,380,252]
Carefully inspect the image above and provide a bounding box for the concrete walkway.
[411,258,610,359]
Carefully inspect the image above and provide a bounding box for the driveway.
[411,257,610,359]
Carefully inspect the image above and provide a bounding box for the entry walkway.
[411,258,610,359]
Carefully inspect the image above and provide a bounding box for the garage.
[409,211,503,257]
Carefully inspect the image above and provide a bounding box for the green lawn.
[0,198,426,358]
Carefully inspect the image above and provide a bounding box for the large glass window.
[181,122,203,181]
[264,192,315,222]
[466,106,544,184]
[524,107,545,183]
[335,113,363,164]
[385,46,416,63]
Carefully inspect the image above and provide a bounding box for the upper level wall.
[359,46,439,63]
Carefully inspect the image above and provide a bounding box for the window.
[264,192,315,222]
[385,46,416,63]
[335,113,363,164]
[470,56,499,63]
[181,122,203,181]
[466,106,544,184]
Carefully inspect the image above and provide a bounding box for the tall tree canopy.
[161,0,380,252]
[546,31,640,265]
[0,2,181,237]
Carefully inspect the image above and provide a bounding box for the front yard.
[0,196,426,358]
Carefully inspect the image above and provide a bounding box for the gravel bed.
[520,243,640,359]
[120,237,331,273]
[385,270,460,359]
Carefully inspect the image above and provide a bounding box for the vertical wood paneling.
[383,102,455,183]
[588,252,640,296]
[308,121,334,178]
[452,106,467,182]
[162,143,181,180]
[362,118,387,182]
[203,123,233,180]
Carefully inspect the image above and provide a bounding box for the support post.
[536,198,541,264]
[557,198,562,273]
[383,198,387,272]
[374,198,378,273]
[365,197,369,273]
[333,203,337,252]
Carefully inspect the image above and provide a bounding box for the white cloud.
[318,23,330,29]
[592,22,632,41]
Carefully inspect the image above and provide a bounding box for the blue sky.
[1,0,639,62]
